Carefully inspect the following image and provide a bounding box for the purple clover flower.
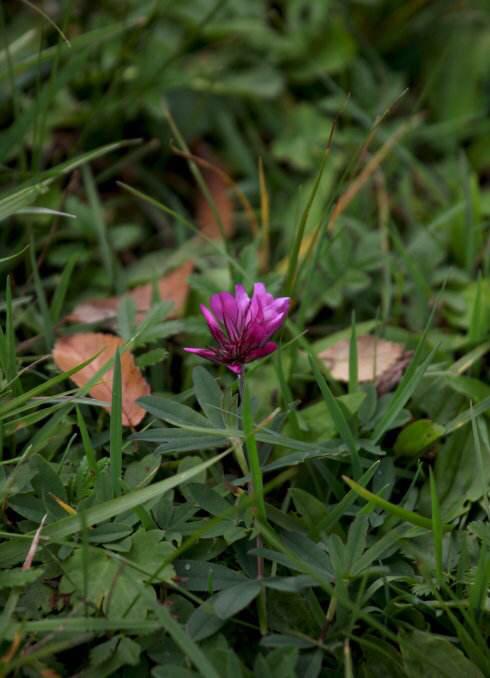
[185,283,290,374]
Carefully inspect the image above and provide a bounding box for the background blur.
[1,4,490,675]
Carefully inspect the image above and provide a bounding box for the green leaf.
[445,375,490,405]
[0,568,42,589]
[187,602,226,642]
[290,488,329,538]
[192,367,224,427]
[254,647,299,678]
[0,451,228,566]
[272,103,332,172]
[175,560,246,592]
[138,395,213,429]
[285,392,365,441]
[400,629,484,678]
[126,528,175,582]
[394,419,445,457]
[60,547,154,620]
[317,461,380,534]
[213,580,261,619]
[153,432,229,454]
[418,422,490,521]
[136,347,167,369]
[89,635,142,676]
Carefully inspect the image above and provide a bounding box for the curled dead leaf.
[66,260,193,326]
[52,333,150,426]
[318,335,412,394]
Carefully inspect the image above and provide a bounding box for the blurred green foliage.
[1,1,490,676]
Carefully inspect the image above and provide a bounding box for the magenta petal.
[210,291,240,340]
[210,291,236,323]
[226,363,243,374]
[262,299,290,336]
[245,325,270,347]
[262,297,289,323]
[244,341,277,363]
[234,284,250,315]
[252,282,272,304]
[264,311,289,337]
[184,347,220,363]
[270,298,290,318]
[248,284,265,321]
[186,283,290,373]
[200,305,225,343]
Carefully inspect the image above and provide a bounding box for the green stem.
[240,370,268,634]
[241,373,266,522]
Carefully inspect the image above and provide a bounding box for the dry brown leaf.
[194,144,235,240]
[375,350,413,395]
[66,260,193,326]
[319,335,412,390]
[52,333,150,427]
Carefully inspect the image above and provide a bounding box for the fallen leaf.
[318,335,412,393]
[194,144,235,240]
[130,260,193,322]
[66,260,193,326]
[376,350,413,395]
[52,333,150,426]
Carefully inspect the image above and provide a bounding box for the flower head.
[185,283,290,374]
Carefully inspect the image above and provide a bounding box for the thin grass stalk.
[110,349,122,498]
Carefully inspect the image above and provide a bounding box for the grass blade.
[429,468,443,583]
[371,346,436,444]
[0,356,106,419]
[349,311,359,394]
[146,593,220,678]
[51,253,77,323]
[242,377,266,522]
[0,140,138,222]
[76,406,97,473]
[284,148,330,296]
[110,348,122,497]
[342,475,445,531]
[82,164,114,289]
[308,354,361,479]
[29,233,54,348]
[4,276,19,395]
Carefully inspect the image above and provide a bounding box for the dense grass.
[1,1,489,676]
